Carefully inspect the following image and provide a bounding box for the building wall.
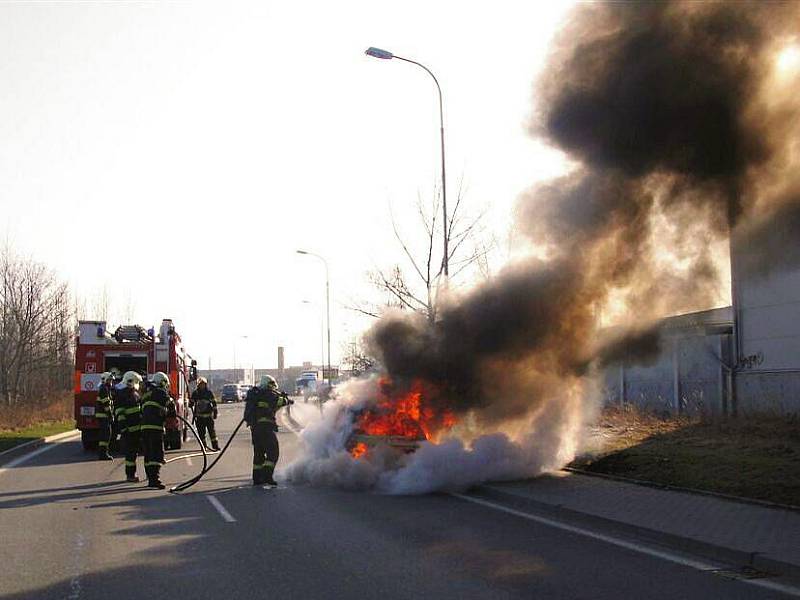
[604,331,730,417]
[734,256,800,414]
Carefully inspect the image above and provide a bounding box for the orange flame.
[351,442,368,459]
[349,378,456,457]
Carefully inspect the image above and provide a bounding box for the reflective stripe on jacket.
[140,387,175,433]
[115,387,141,433]
[95,383,114,419]
[244,386,289,427]
[190,388,217,418]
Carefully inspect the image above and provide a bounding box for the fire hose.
[168,413,246,493]
[163,410,209,465]
[166,392,293,493]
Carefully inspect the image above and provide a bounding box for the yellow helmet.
[197,376,208,386]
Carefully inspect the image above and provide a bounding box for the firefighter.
[115,371,143,482]
[244,375,292,485]
[140,372,175,489]
[190,377,219,451]
[96,372,115,460]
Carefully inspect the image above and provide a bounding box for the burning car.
[345,378,455,459]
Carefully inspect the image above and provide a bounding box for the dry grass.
[574,405,800,507]
[0,394,75,452]
[580,404,694,455]
[0,393,73,430]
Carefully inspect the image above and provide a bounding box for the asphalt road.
[0,401,796,600]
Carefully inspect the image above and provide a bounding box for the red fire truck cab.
[74,318,198,451]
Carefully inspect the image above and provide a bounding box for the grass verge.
[0,394,75,453]
[573,406,800,507]
[0,419,75,453]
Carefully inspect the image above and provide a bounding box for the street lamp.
[365,46,449,277]
[232,343,237,383]
[301,300,325,375]
[296,250,332,388]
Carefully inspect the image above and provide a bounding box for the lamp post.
[365,46,449,277]
[296,250,332,388]
[301,300,325,376]
[232,344,237,383]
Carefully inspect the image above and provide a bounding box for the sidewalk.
[479,471,800,578]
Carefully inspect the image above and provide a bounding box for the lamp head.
[365,47,394,60]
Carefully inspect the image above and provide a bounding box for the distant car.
[221,384,242,403]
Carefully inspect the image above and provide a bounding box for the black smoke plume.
[365,1,800,427]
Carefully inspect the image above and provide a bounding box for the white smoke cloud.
[278,374,599,494]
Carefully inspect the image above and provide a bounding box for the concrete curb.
[0,428,80,465]
[474,484,800,580]
[563,466,800,514]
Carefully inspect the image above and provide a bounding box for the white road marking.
[451,493,800,598]
[207,494,236,522]
[67,532,87,599]
[186,456,193,467]
[0,432,80,477]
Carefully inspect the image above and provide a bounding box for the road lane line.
[451,493,800,598]
[0,432,80,477]
[67,532,87,600]
[207,494,236,522]
[451,493,716,570]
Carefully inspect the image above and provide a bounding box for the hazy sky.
[1,1,574,370]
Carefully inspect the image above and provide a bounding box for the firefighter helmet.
[152,372,170,389]
[197,376,208,386]
[123,371,143,389]
[259,374,278,390]
[100,372,114,384]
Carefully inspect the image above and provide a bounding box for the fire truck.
[74,318,198,451]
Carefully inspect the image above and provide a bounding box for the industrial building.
[606,242,800,416]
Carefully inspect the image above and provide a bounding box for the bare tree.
[92,285,111,322]
[121,291,136,325]
[342,337,376,378]
[0,247,73,406]
[351,180,496,323]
